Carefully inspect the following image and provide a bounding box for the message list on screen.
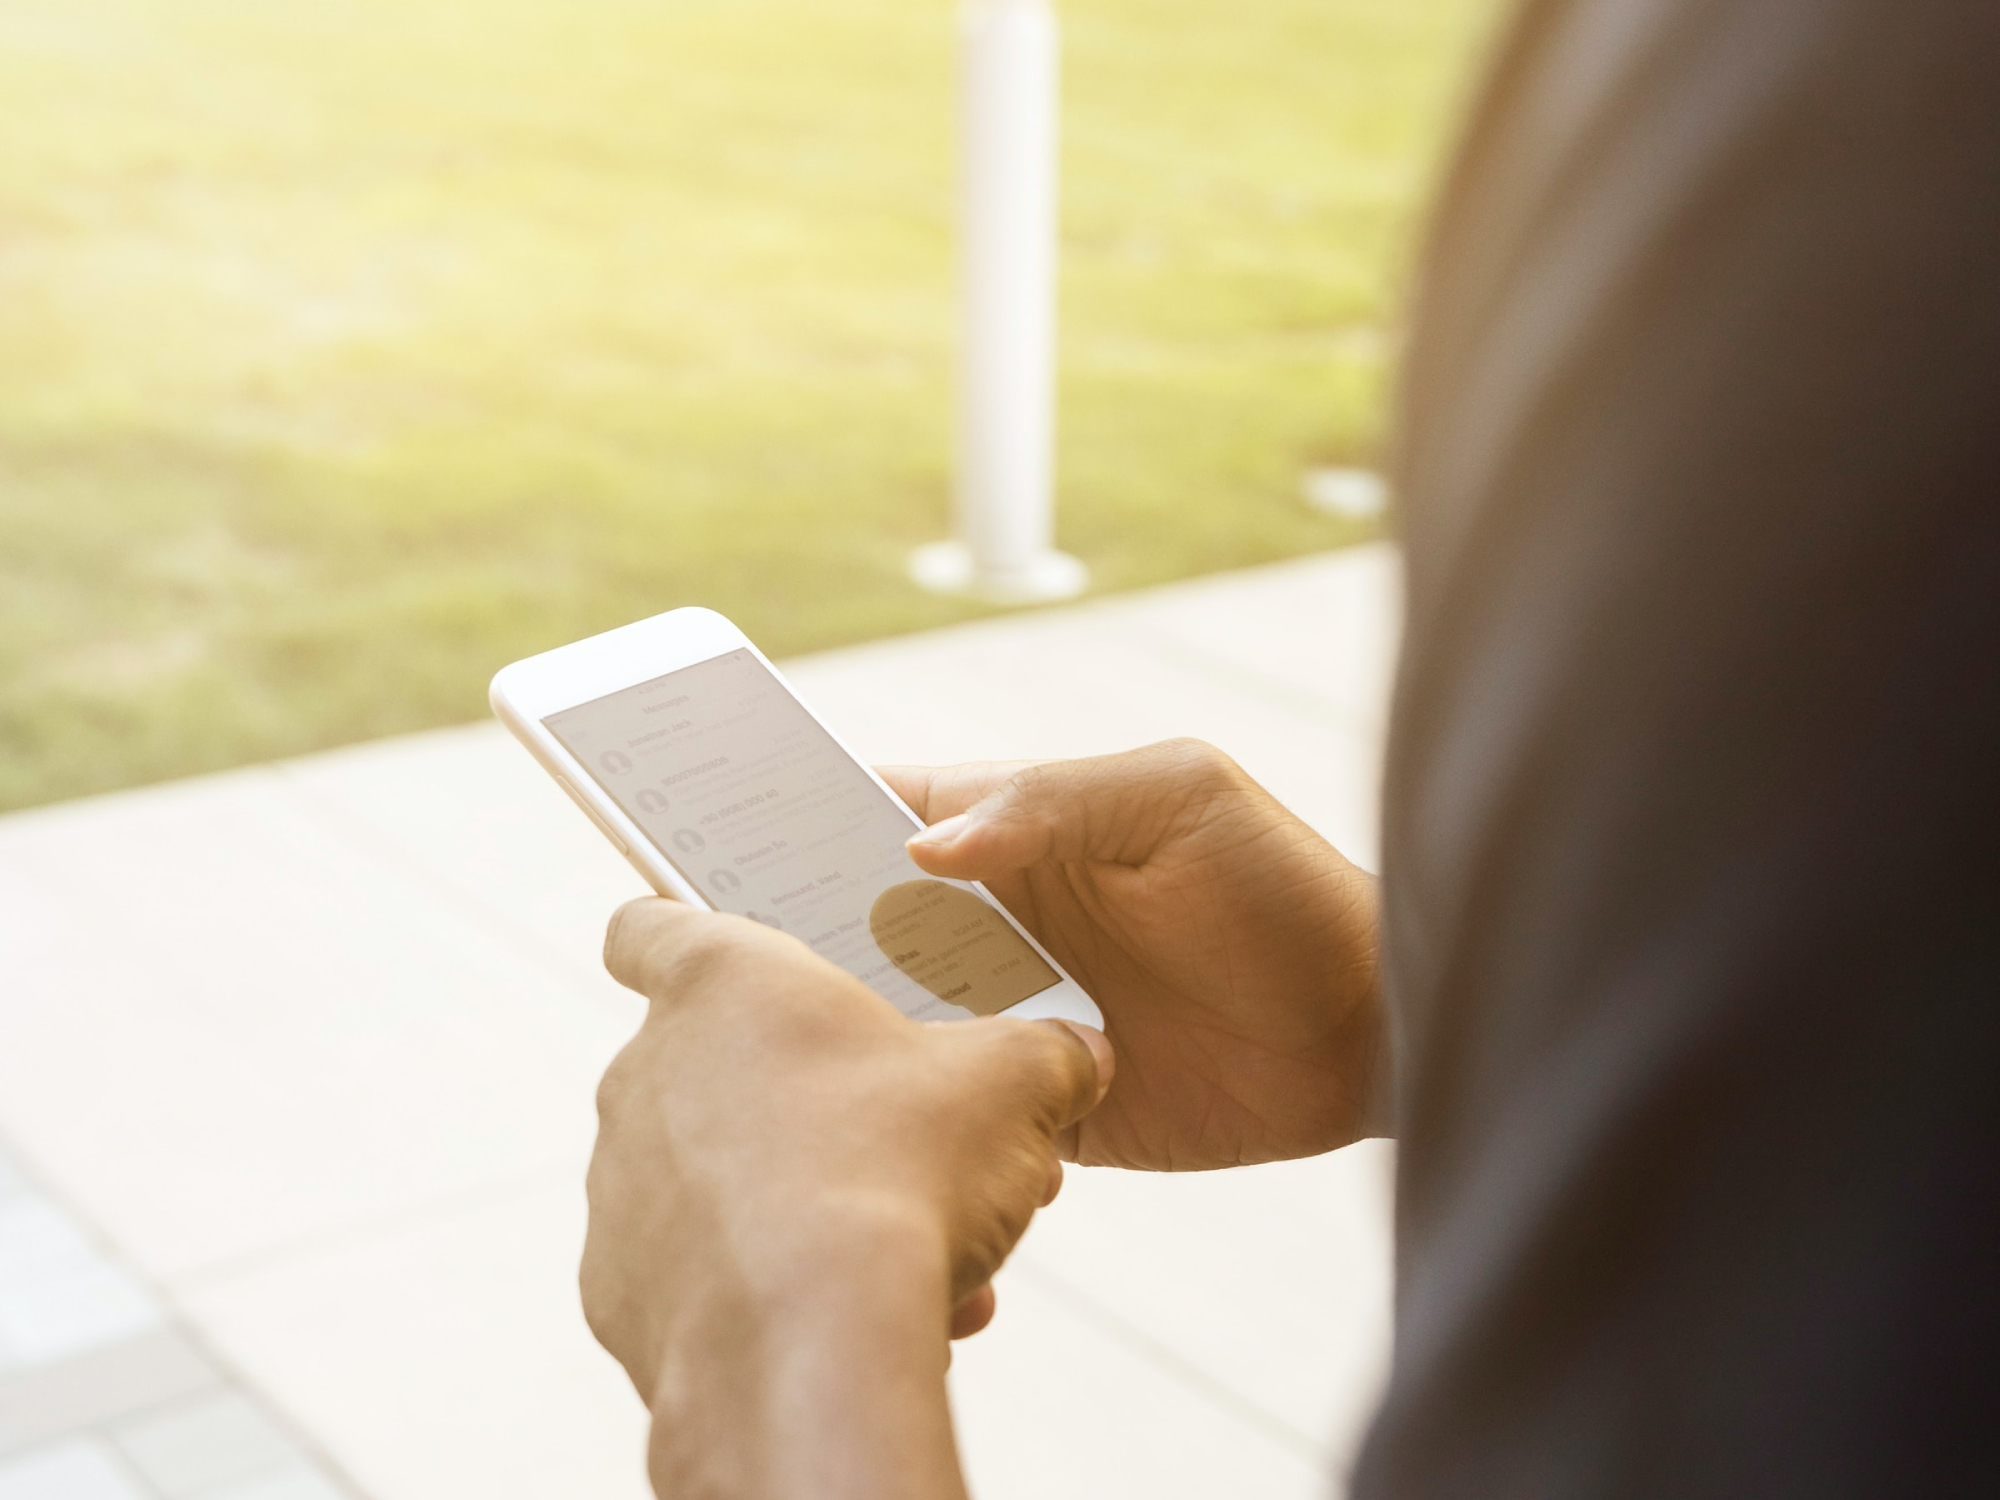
[544,649,1059,1020]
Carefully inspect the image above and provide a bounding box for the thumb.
[904,740,1238,879]
[977,1018,1115,1140]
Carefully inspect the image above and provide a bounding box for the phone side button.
[622,847,675,897]
[554,774,630,855]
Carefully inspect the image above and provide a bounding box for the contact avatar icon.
[599,750,633,775]
[709,869,742,894]
[672,828,706,854]
[635,788,670,815]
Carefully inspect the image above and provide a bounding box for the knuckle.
[593,1022,668,1126]
[577,1239,620,1350]
[996,1019,1090,1129]
[993,763,1071,846]
[1025,1016,1076,1074]
[1156,736,1239,787]
[594,1056,632,1124]
[605,901,753,1003]
[954,1191,1034,1292]
[1000,760,1058,810]
[603,898,669,990]
[660,923,732,984]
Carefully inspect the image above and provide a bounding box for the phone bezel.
[490,607,1103,1029]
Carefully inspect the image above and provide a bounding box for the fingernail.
[908,812,972,849]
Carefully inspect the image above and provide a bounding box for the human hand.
[883,739,1383,1172]
[583,898,1112,1499]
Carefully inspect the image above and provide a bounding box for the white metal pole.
[911,0,1086,602]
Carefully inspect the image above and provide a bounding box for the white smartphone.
[489,607,1102,1028]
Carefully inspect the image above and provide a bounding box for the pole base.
[908,540,1088,604]
[1301,466,1389,520]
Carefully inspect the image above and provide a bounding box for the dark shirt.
[1361,1,2000,1495]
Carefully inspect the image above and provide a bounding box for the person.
[579,0,2000,1494]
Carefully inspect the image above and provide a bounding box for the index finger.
[602,895,732,1003]
[878,760,1040,825]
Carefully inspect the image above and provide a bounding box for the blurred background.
[1,0,1493,814]
[1,3,1503,1499]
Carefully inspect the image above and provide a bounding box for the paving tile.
[177,1180,650,1500]
[197,1464,348,1500]
[0,773,633,1280]
[786,545,1399,757]
[784,612,1389,867]
[170,1152,1390,1500]
[0,1329,220,1459]
[111,1393,296,1499]
[1112,547,1402,742]
[0,1439,154,1500]
[949,1266,1331,1500]
[0,1247,163,1370]
[1014,1143,1395,1475]
[272,723,647,999]
[0,1199,96,1281]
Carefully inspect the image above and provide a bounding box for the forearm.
[645,1223,968,1500]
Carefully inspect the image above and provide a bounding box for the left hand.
[882,742,1383,1172]
[582,897,1112,1499]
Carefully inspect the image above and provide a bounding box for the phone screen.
[543,648,1060,1021]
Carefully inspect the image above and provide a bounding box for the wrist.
[1312,855,1391,1140]
[646,1204,966,1500]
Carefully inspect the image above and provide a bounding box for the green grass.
[0,0,1497,812]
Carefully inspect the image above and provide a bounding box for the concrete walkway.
[0,545,1400,1500]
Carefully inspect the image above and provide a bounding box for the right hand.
[881,740,1384,1172]
[585,897,1112,1496]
